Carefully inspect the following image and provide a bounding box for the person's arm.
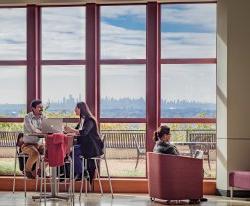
[24,115,41,134]
[64,126,79,134]
[168,145,180,155]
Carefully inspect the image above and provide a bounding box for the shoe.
[189,199,200,204]
[200,197,208,202]
[37,168,50,178]
[74,174,82,181]
[25,171,35,179]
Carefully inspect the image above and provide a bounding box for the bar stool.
[13,133,39,198]
[79,134,113,199]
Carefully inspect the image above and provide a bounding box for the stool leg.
[85,159,88,196]
[69,158,74,202]
[23,157,27,198]
[104,157,113,198]
[94,159,103,195]
[12,153,17,194]
[43,160,47,203]
[230,187,233,199]
[40,159,43,202]
[79,158,85,199]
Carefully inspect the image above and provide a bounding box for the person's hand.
[64,125,71,133]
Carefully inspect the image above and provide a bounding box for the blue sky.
[0,4,216,104]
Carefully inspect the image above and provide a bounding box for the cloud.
[161,4,216,32]
[0,8,26,60]
[101,22,146,59]
[42,7,86,59]
[101,5,145,20]
[161,32,216,58]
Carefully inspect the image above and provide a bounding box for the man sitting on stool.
[21,99,46,179]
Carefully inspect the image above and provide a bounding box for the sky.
[0,4,216,104]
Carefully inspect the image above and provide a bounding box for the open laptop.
[41,118,63,134]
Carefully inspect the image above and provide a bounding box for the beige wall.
[217,0,250,192]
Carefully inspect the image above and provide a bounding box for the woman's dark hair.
[76,102,93,119]
[76,102,99,129]
[153,125,170,142]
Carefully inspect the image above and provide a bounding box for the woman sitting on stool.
[64,102,103,183]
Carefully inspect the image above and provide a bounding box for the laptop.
[41,118,63,134]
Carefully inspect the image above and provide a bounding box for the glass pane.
[0,125,23,176]
[0,8,26,60]
[100,123,146,177]
[42,66,85,117]
[101,5,146,59]
[101,65,146,118]
[42,7,85,60]
[160,123,216,178]
[161,4,216,58]
[0,67,26,117]
[161,64,216,118]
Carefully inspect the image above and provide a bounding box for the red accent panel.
[146,2,160,152]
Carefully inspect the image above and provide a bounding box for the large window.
[100,5,146,177]
[161,64,216,118]
[0,8,26,60]
[101,65,146,118]
[42,66,85,116]
[161,3,216,118]
[101,5,146,59]
[160,3,216,178]
[0,67,26,117]
[0,8,26,117]
[41,7,86,116]
[161,4,216,58]
[42,7,85,60]
[100,123,146,177]
[0,4,216,179]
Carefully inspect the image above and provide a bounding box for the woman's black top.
[76,117,104,158]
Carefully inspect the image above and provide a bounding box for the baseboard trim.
[0,177,216,194]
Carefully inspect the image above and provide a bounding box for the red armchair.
[147,152,203,201]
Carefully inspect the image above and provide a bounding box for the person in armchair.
[153,125,179,155]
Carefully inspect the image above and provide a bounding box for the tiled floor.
[1,192,250,206]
